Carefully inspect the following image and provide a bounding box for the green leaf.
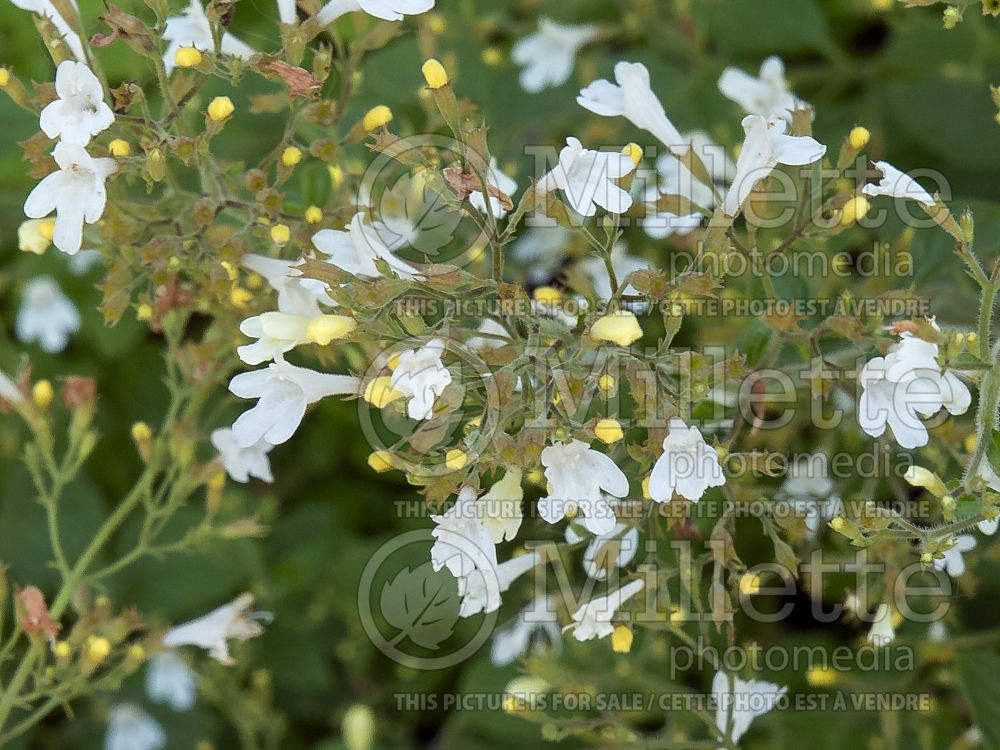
[956,651,1000,750]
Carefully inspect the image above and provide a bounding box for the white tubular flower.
[316,0,433,25]
[229,357,360,447]
[468,158,518,219]
[490,595,561,667]
[161,593,271,665]
[934,535,976,578]
[430,486,498,581]
[648,419,725,503]
[565,519,639,581]
[480,468,524,544]
[538,439,629,535]
[718,56,805,121]
[568,578,644,641]
[861,160,936,207]
[16,276,80,353]
[240,254,330,317]
[9,0,85,61]
[237,311,356,365]
[163,0,255,74]
[146,651,198,712]
[867,603,896,646]
[711,671,787,746]
[24,142,116,255]
[276,0,296,23]
[105,704,166,750]
[210,428,274,483]
[536,137,634,217]
[723,115,826,218]
[390,338,452,421]
[312,212,421,280]
[0,370,24,405]
[577,61,686,152]
[512,18,597,93]
[39,61,114,145]
[780,454,841,540]
[458,550,542,618]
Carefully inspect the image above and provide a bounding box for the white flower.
[163,0,254,74]
[467,319,511,351]
[980,517,999,536]
[9,0,85,61]
[480,468,523,543]
[211,428,274,483]
[24,142,116,255]
[512,18,597,93]
[509,226,570,285]
[780,454,841,540]
[39,61,114,145]
[277,0,296,23]
[16,276,80,353]
[568,578,644,641]
[538,440,629,535]
[67,249,102,275]
[161,593,270,665]
[240,254,330,317]
[861,160,935,207]
[577,61,685,152]
[312,212,421,280]
[928,619,948,642]
[711,671,787,746]
[146,651,198,711]
[468,158,518,219]
[648,419,725,503]
[490,595,561,666]
[867,603,896,646]
[718,56,806,121]
[723,115,826,217]
[229,357,360,447]
[0,370,23,405]
[316,0,433,25]
[934,534,976,578]
[390,338,452,421]
[458,550,542,618]
[236,311,355,365]
[430,486,497,581]
[536,137,634,217]
[565,519,639,580]
[105,704,166,750]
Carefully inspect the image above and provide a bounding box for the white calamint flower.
[779,454,841,539]
[162,593,270,665]
[24,142,116,255]
[240,254,330,318]
[568,578,644,641]
[536,137,634,217]
[565,519,639,580]
[16,276,80,353]
[479,468,524,543]
[648,419,725,503]
[857,328,970,449]
[163,0,255,74]
[468,158,518,218]
[490,595,561,666]
[934,535,976,578]
[718,56,806,121]
[312,212,421,280]
[538,440,629,535]
[229,357,360,447]
[211,428,274,483]
[316,0,433,25]
[9,0,85,61]
[0,371,23,404]
[39,61,114,145]
[577,61,686,152]
[861,160,936,207]
[276,0,296,23]
[711,671,787,746]
[430,486,498,581]
[390,338,452,420]
[146,651,198,711]
[723,115,826,217]
[458,550,542,617]
[867,603,896,646]
[512,18,597,93]
[237,311,356,365]
[105,704,166,750]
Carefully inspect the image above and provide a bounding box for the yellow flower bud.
[598,374,617,394]
[591,310,643,347]
[53,640,72,662]
[305,314,357,345]
[269,223,291,246]
[481,47,502,67]
[342,704,376,750]
[920,551,933,566]
[829,516,848,533]
[0,68,9,88]
[18,219,54,254]
[593,418,624,444]
[281,146,303,167]
[305,205,323,224]
[904,466,948,498]
[622,142,643,167]
[367,450,393,473]
[363,376,404,408]
[532,286,563,305]
[427,15,446,34]
[421,58,449,90]
[130,421,153,443]
[174,46,203,68]
[641,475,651,500]
[806,665,837,687]
[611,624,633,653]
[32,380,54,410]
[445,449,468,471]
[386,353,401,370]
[328,164,344,187]
[942,6,960,28]
[84,635,112,666]
[840,196,870,226]
[739,573,762,596]
[848,126,870,150]
[108,139,131,157]
[137,303,153,321]
[127,644,146,664]
[207,96,235,122]
[230,286,253,309]
[362,105,392,132]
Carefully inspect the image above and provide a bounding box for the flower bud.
[942,6,960,28]
[445,448,468,471]
[363,376,404,408]
[207,96,235,122]
[0,68,8,88]
[230,286,253,309]
[840,196,870,226]
[146,148,166,182]
[739,572,762,596]
[269,223,291,246]
[598,374,617,394]
[622,142,643,168]
[18,219,54,254]
[591,310,643,347]
[174,46,203,68]
[32,380,54,411]
[281,146,303,167]
[305,205,323,224]
[84,635,111,667]
[305,314,357,345]
[593,418,624,444]
[342,704,376,750]
[903,466,948,498]
[641,475,651,500]
[422,58,449,89]
[367,450,393,473]
[848,126,870,150]
[362,105,392,132]
[611,624,633,653]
